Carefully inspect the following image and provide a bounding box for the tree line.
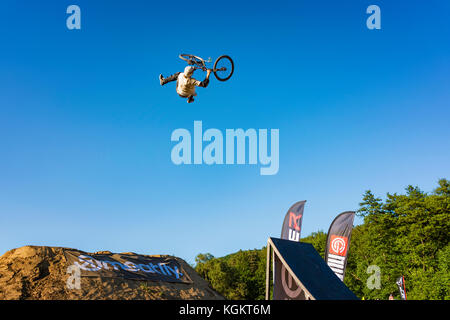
[195,179,450,300]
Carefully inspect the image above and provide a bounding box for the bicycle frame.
[179,53,234,81]
[182,55,223,72]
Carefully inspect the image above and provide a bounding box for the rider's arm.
[198,69,212,88]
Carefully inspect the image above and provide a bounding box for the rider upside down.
[159,66,211,103]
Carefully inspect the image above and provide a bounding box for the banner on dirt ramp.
[64,250,192,284]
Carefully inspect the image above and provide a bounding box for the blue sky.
[1,0,449,264]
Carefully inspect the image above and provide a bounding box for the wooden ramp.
[266,237,358,300]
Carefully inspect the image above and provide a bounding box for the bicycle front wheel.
[213,55,234,81]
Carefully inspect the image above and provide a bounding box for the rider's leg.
[187,95,194,103]
[160,72,181,86]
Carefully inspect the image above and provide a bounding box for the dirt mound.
[0,246,223,300]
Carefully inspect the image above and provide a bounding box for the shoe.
[159,74,164,86]
[187,96,194,103]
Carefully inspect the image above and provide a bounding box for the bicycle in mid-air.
[179,54,234,82]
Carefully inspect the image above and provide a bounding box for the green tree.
[195,179,450,300]
[346,179,450,299]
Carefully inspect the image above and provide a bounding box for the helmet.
[184,66,195,78]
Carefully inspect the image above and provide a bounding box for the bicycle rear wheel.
[213,55,234,81]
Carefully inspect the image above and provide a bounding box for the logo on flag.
[288,212,302,231]
[329,235,348,256]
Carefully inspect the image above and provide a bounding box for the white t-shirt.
[176,73,201,97]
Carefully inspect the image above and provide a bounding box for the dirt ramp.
[0,246,223,300]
